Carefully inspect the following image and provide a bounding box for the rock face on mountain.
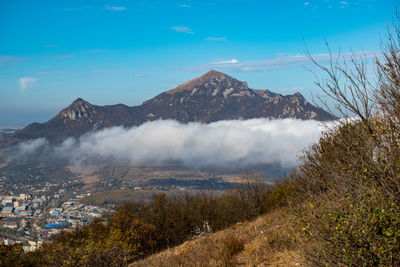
[14,70,335,141]
[15,99,135,140]
[138,70,332,123]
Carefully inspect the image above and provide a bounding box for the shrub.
[0,243,25,267]
[297,191,400,266]
[292,15,400,266]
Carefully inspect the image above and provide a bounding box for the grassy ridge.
[131,208,302,267]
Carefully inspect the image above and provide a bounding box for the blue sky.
[0,0,397,126]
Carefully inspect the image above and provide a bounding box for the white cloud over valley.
[15,119,334,169]
[17,138,49,155]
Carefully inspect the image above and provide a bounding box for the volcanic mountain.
[14,70,335,141]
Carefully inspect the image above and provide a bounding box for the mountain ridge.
[13,70,336,141]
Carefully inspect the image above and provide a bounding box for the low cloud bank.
[15,118,334,168]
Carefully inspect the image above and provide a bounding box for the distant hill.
[14,70,335,141]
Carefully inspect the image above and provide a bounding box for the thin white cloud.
[84,49,106,53]
[0,55,22,66]
[17,138,48,155]
[17,119,333,168]
[55,54,74,59]
[181,51,379,72]
[19,77,38,91]
[93,68,122,73]
[205,37,227,41]
[105,5,127,11]
[179,4,191,8]
[171,26,194,34]
[279,87,305,94]
[340,1,349,4]
[63,8,84,11]
[213,59,239,64]
[304,2,310,5]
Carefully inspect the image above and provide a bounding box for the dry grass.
[130,208,306,267]
[67,165,100,184]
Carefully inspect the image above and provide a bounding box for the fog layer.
[16,118,332,168]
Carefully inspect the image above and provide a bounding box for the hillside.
[131,208,305,267]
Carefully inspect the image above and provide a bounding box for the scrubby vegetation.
[131,207,301,266]
[1,177,287,266]
[3,14,400,267]
[291,20,400,265]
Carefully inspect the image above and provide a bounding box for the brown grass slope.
[130,208,306,267]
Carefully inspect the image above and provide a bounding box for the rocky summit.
[13,70,335,141]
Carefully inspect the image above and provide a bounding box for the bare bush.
[293,15,400,266]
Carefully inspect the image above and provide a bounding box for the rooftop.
[2,206,14,212]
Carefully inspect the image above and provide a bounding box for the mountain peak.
[202,69,231,79]
[71,98,91,106]
[167,70,241,94]
[59,98,95,121]
[293,92,303,97]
